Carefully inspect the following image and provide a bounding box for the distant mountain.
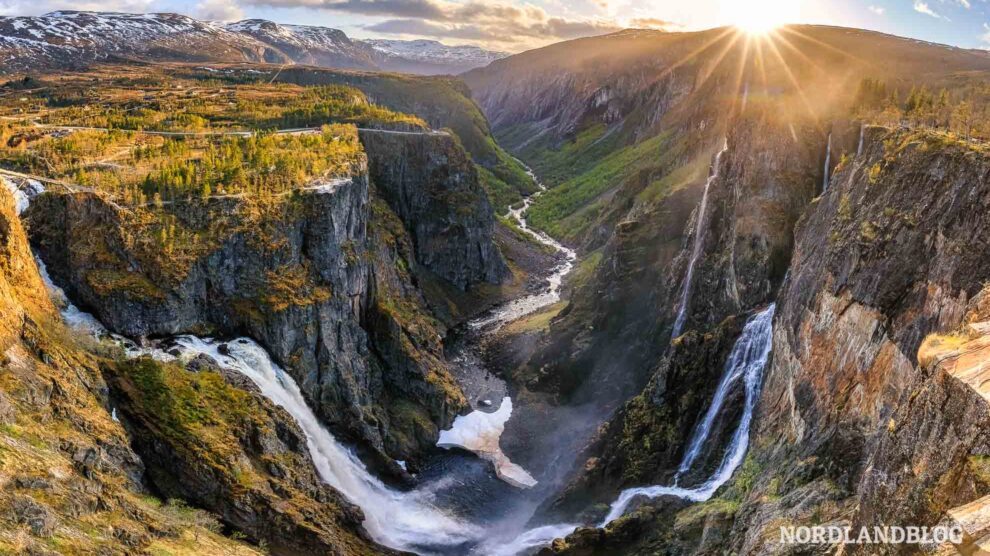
[0,11,278,72]
[0,11,505,75]
[364,39,508,75]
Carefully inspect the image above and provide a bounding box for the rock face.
[360,129,509,290]
[105,356,383,555]
[27,132,508,465]
[718,128,990,553]
[0,185,271,554]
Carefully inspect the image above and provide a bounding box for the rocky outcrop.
[28,169,485,469]
[105,356,383,555]
[0,184,265,554]
[712,128,990,554]
[360,129,509,290]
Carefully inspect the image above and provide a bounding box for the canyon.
[2,19,990,556]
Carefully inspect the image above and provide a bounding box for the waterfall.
[162,337,480,553]
[605,304,774,522]
[7,176,478,554]
[857,123,865,156]
[821,132,832,192]
[675,304,775,479]
[671,139,729,339]
[497,304,775,554]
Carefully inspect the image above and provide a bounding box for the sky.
[0,0,986,53]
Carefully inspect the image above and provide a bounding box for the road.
[33,123,448,138]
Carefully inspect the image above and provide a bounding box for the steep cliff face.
[0,185,275,554]
[25,141,506,468]
[528,110,821,524]
[360,129,509,290]
[720,129,990,553]
[106,356,381,555]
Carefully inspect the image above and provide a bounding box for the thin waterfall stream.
[9,166,775,555]
[671,139,729,339]
[493,304,776,556]
[822,131,833,192]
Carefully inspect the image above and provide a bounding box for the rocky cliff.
[723,128,990,554]
[360,129,508,290]
[541,128,990,555]
[27,130,509,467]
[0,183,291,554]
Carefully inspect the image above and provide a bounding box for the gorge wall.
[26,129,509,468]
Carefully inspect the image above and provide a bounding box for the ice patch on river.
[437,397,537,489]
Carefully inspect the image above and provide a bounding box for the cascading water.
[822,131,832,192]
[857,123,865,156]
[496,304,775,555]
[675,305,775,479]
[8,176,478,554]
[671,139,729,339]
[160,336,480,553]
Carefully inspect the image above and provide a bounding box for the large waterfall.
[604,304,775,522]
[857,123,865,156]
[162,336,480,553]
[496,304,775,555]
[6,176,477,555]
[671,139,729,339]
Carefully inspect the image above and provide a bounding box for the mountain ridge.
[0,10,506,75]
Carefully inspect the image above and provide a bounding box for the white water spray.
[162,336,480,553]
[822,132,832,192]
[469,166,576,331]
[603,304,774,522]
[9,176,479,554]
[671,139,729,339]
[498,304,775,554]
[857,123,865,156]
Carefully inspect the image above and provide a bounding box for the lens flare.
[722,0,802,35]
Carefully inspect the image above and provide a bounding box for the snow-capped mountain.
[364,39,508,75]
[226,19,379,70]
[0,11,507,75]
[0,11,283,72]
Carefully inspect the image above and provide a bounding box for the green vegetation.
[0,122,363,204]
[853,76,990,141]
[500,122,624,187]
[121,358,255,464]
[526,131,676,241]
[31,77,425,132]
[272,68,537,209]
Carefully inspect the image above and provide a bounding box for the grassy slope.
[520,127,710,244]
[274,67,537,212]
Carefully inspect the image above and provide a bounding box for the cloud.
[246,0,447,18]
[982,22,990,46]
[195,0,245,21]
[0,0,153,15]
[242,0,624,49]
[912,0,946,19]
[867,5,884,15]
[628,17,678,30]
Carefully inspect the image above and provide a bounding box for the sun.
[722,0,802,35]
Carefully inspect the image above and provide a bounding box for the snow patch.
[437,397,537,489]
